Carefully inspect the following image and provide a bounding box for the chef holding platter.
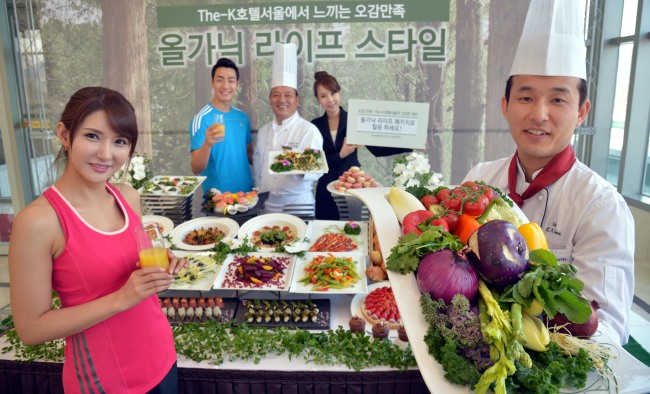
[252,42,324,213]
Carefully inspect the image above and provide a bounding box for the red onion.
[416,249,479,304]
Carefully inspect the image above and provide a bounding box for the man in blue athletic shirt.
[190,58,253,193]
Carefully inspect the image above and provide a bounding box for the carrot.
[455,213,481,244]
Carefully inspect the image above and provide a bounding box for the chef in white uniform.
[253,42,324,213]
[464,0,635,345]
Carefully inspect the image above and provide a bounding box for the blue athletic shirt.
[189,104,253,192]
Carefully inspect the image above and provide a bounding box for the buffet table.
[0,194,428,393]
[0,294,428,394]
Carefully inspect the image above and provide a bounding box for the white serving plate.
[237,213,308,251]
[326,180,383,197]
[305,220,369,255]
[170,217,239,251]
[169,251,222,291]
[213,252,295,292]
[289,251,368,294]
[349,281,398,337]
[142,215,175,237]
[140,175,206,197]
[267,150,329,175]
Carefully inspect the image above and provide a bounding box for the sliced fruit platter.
[202,189,260,215]
[139,175,205,196]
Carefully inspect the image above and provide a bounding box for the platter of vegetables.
[268,148,329,174]
[290,252,367,294]
[213,253,295,291]
[346,184,646,394]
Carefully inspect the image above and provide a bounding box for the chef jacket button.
[538,195,544,201]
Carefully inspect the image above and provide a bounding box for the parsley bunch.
[386,227,464,274]
[172,321,416,371]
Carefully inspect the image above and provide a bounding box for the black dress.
[311,107,411,220]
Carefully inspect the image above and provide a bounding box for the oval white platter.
[237,213,308,251]
[142,215,175,237]
[348,186,650,394]
[169,217,239,251]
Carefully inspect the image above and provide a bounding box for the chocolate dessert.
[349,315,366,333]
[372,321,390,340]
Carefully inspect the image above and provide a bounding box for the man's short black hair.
[504,76,588,107]
[212,58,239,80]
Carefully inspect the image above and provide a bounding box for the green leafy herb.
[404,185,434,200]
[171,321,415,371]
[386,227,464,274]
[212,238,260,264]
[343,221,361,235]
[500,250,592,323]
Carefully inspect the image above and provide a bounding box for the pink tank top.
[43,184,176,393]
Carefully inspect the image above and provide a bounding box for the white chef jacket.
[253,112,324,213]
[465,156,635,345]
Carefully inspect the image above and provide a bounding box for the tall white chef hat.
[271,42,298,90]
[510,0,586,79]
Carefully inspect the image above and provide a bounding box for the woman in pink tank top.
[9,87,188,393]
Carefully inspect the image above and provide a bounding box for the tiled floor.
[0,255,649,352]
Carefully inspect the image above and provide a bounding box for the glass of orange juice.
[214,113,226,139]
[136,223,169,270]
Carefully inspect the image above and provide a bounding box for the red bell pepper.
[402,210,434,235]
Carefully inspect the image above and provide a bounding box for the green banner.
[157,1,449,28]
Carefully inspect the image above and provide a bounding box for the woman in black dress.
[311,71,410,220]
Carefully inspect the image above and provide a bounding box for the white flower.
[131,156,145,165]
[132,163,146,174]
[222,237,243,250]
[406,178,420,187]
[132,170,146,181]
[284,240,311,253]
[393,163,406,175]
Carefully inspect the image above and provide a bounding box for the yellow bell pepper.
[518,222,548,251]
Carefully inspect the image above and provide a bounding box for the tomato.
[402,210,434,235]
[443,196,462,212]
[451,187,467,198]
[463,195,489,217]
[481,185,495,201]
[435,188,451,202]
[430,218,450,232]
[461,181,481,192]
[419,194,439,210]
[441,211,460,232]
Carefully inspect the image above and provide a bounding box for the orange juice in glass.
[214,113,226,139]
[136,224,169,270]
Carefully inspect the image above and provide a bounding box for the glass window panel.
[620,0,638,36]
[641,132,650,197]
[607,43,633,186]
